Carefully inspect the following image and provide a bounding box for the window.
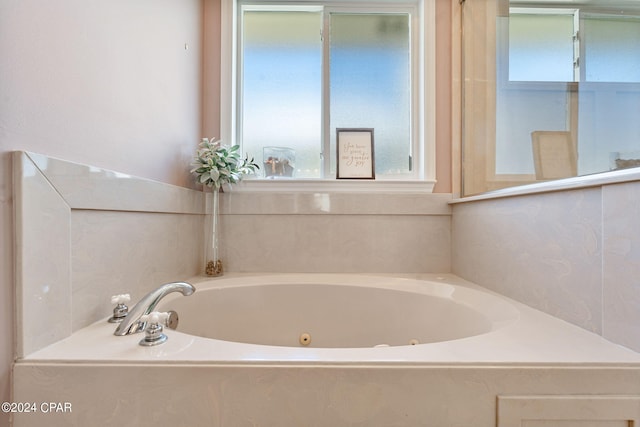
[220,0,435,188]
[508,7,640,83]
[508,8,577,82]
[240,8,324,178]
[582,13,640,83]
[462,0,640,196]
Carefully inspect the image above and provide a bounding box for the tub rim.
[158,273,520,348]
[20,273,640,366]
[158,273,522,346]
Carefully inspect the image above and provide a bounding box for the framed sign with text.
[336,128,375,179]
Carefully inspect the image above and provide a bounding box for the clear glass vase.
[204,188,223,276]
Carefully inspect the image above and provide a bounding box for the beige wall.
[0,0,454,421]
[434,0,454,194]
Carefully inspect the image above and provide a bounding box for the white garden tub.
[158,274,519,348]
[14,274,640,427]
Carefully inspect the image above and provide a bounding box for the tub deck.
[20,273,640,365]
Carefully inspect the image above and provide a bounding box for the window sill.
[229,178,437,194]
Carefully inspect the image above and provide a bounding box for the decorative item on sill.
[191,137,259,276]
[610,151,640,171]
[263,146,295,178]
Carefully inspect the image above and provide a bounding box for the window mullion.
[573,9,581,82]
[321,8,331,179]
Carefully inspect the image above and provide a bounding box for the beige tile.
[14,152,72,357]
[603,181,640,351]
[452,188,603,333]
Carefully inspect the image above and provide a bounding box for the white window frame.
[507,7,579,83]
[220,0,436,193]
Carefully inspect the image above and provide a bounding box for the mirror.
[462,0,640,196]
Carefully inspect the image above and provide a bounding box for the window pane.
[509,13,574,82]
[495,89,569,174]
[329,13,412,176]
[583,15,640,83]
[241,10,323,178]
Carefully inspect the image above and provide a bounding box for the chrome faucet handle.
[113,281,195,336]
[138,311,170,346]
[108,294,131,323]
[140,311,169,325]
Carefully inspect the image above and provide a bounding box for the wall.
[0,0,203,420]
[452,178,640,352]
[434,0,453,194]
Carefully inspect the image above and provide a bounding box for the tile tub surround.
[219,191,452,273]
[12,150,640,426]
[451,177,640,353]
[13,151,452,357]
[13,151,206,357]
[12,365,640,427]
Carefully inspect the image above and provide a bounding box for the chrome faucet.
[113,281,195,336]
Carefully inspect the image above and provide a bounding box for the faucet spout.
[113,281,195,336]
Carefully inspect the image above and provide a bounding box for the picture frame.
[336,128,375,179]
[531,131,577,180]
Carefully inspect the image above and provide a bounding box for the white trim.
[220,0,436,191]
[321,7,331,177]
[241,4,323,11]
[421,0,436,183]
[509,7,578,15]
[230,178,436,193]
[220,0,237,145]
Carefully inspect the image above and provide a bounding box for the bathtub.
[13,274,640,427]
[158,274,519,349]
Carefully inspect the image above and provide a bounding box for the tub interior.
[159,282,508,348]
